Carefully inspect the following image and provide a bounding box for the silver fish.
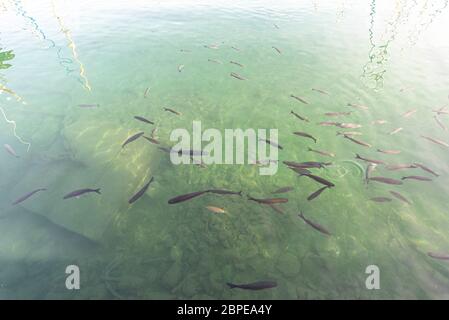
[4,144,19,158]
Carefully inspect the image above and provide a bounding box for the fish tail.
[226,282,237,289]
[307,147,312,152]
[95,188,101,194]
[238,191,243,196]
[355,153,361,160]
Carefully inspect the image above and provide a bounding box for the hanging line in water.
[0,105,31,152]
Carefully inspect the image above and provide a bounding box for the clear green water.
[1,0,449,299]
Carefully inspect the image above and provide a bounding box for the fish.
[151,127,159,139]
[272,46,282,54]
[283,161,329,169]
[163,107,182,116]
[290,110,309,122]
[325,111,352,117]
[289,167,312,175]
[389,127,403,135]
[178,64,185,72]
[365,163,377,184]
[230,72,247,80]
[177,149,208,157]
[4,144,19,158]
[208,189,242,196]
[336,131,362,136]
[293,131,316,143]
[369,177,403,185]
[205,206,226,214]
[370,197,392,203]
[78,104,99,108]
[377,149,401,155]
[312,88,329,95]
[402,109,417,118]
[372,120,388,125]
[259,138,283,150]
[122,131,145,148]
[274,23,280,29]
[204,44,219,49]
[143,136,160,145]
[63,188,101,200]
[290,94,309,104]
[247,196,288,204]
[12,188,47,205]
[231,46,240,51]
[355,154,386,165]
[421,135,449,148]
[427,252,449,260]
[180,49,191,53]
[268,204,285,214]
[307,147,335,157]
[401,176,433,181]
[299,173,335,187]
[271,186,294,194]
[307,186,329,201]
[298,211,331,236]
[318,121,340,127]
[230,61,244,67]
[434,116,447,131]
[432,107,449,115]
[128,177,154,204]
[413,163,439,177]
[134,116,154,125]
[227,281,277,290]
[168,190,210,204]
[143,87,150,98]
[337,123,362,129]
[343,135,371,147]
[208,58,223,64]
[347,103,369,110]
[385,164,417,171]
[389,191,411,205]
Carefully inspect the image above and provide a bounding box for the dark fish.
[290,110,309,122]
[402,176,432,182]
[307,186,329,201]
[369,176,403,185]
[299,173,335,187]
[12,188,47,205]
[283,161,326,169]
[272,186,294,194]
[143,136,160,145]
[336,131,362,136]
[355,154,386,165]
[343,135,371,148]
[272,46,281,54]
[288,167,312,175]
[178,149,208,157]
[208,189,242,196]
[231,46,240,51]
[63,188,101,199]
[4,144,19,158]
[290,94,309,104]
[227,281,277,290]
[78,104,99,108]
[370,197,392,203]
[134,116,154,125]
[128,177,154,204]
[230,72,247,80]
[298,211,331,236]
[168,190,209,204]
[143,87,150,98]
[259,138,283,150]
[178,64,185,72]
[389,191,411,205]
[230,61,244,67]
[122,131,145,148]
[421,135,449,148]
[386,164,417,171]
[427,252,449,260]
[325,111,351,117]
[312,88,329,95]
[293,132,316,143]
[247,196,288,204]
[163,107,182,116]
[274,23,280,29]
[308,147,335,157]
[180,49,191,52]
[413,163,439,177]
